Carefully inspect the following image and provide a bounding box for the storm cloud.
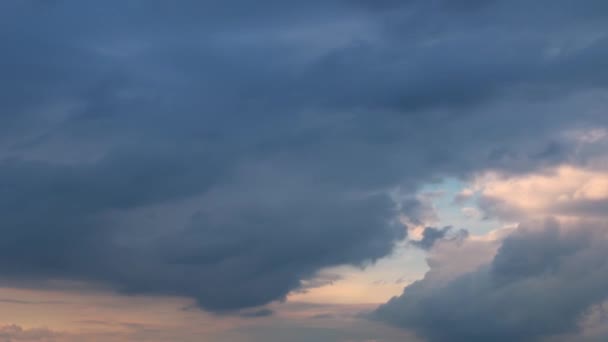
[374,221,608,341]
[1,0,607,312]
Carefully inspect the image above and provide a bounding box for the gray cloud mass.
[0,0,607,316]
[374,221,608,341]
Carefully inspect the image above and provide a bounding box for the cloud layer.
[0,0,607,313]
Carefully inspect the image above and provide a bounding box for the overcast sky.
[1,1,608,341]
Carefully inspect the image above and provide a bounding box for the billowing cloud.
[374,221,608,341]
[476,165,608,222]
[0,0,607,313]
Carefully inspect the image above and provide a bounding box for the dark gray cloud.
[237,308,274,318]
[374,221,608,342]
[411,226,469,250]
[553,199,608,219]
[400,197,439,226]
[411,226,448,250]
[0,0,607,312]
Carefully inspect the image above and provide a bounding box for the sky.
[1,1,608,341]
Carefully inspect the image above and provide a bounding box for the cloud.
[237,308,274,318]
[374,221,608,342]
[452,188,475,205]
[0,0,607,313]
[0,299,67,306]
[410,226,468,250]
[476,165,608,222]
[0,324,59,342]
[210,316,419,342]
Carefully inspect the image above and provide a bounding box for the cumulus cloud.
[476,165,608,222]
[0,0,607,313]
[374,221,608,342]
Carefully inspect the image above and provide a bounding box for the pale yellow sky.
[0,286,419,342]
